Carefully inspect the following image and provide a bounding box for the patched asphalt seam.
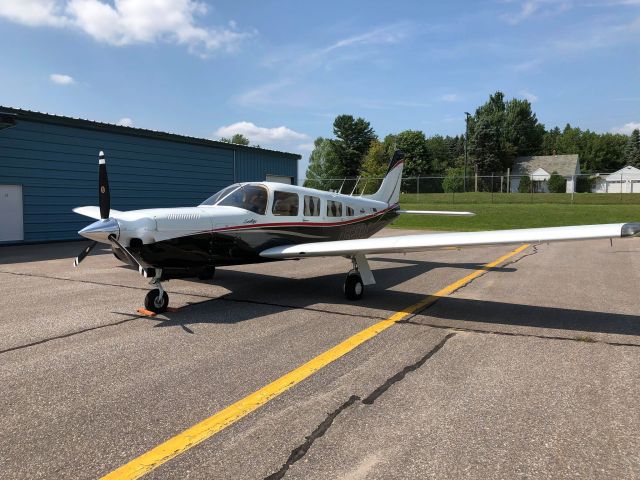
[398,320,640,348]
[264,333,456,479]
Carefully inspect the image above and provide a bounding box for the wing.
[397,209,475,216]
[73,206,123,220]
[260,223,640,259]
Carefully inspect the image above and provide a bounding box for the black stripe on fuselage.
[138,208,399,270]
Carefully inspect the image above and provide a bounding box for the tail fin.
[365,150,404,204]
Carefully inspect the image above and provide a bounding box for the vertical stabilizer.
[365,150,405,205]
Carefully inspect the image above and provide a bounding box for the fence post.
[621,171,624,203]
[417,176,420,203]
[571,175,575,204]
[491,173,494,203]
[530,175,534,203]
[452,177,455,204]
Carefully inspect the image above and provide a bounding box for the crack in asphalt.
[264,333,456,480]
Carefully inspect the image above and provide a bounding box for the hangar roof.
[0,105,301,160]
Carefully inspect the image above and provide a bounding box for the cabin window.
[272,191,300,216]
[217,185,268,215]
[304,195,321,216]
[327,200,342,217]
[346,206,355,216]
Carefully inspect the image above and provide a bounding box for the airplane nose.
[78,218,120,243]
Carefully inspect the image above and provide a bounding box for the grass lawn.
[392,200,640,232]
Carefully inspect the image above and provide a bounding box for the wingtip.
[621,222,640,237]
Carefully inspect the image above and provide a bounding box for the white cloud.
[297,143,315,152]
[501,0,571,25]
[116,117,133,127]
[215,121,309,145]
[612,122,640,134]
[439,93,460,102]
[519,90,539,102]
[49,73,75,85]
[0,0,253,55]
[512,58,543,72]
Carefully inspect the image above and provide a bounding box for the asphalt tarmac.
[1,229,639,479]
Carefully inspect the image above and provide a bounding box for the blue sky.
[0,0,638,177]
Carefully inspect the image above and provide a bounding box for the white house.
[510,154,580,193]
[592,165,640,193]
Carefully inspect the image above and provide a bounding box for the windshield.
[199,184,241,206]
[218,184,268,215]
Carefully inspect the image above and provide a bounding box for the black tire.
[344,272,364,300]
[198,266,216,281]
[144,288,169,313]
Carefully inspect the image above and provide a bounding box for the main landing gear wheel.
[198,266,216,280]
[344,270,364,301]
[144,288,169,314]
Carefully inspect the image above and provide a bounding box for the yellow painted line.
[102,244,530,480]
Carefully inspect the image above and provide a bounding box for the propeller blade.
[73,241,98,267]
[99,150,110,220]
[108,234,144,271]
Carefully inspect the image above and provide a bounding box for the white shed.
[593,166,640,193]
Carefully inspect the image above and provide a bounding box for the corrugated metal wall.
[0,116,298,243]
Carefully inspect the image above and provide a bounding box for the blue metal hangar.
[0,107,300,244]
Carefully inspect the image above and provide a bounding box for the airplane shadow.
[0,240,112,265]
[143,258,640,339]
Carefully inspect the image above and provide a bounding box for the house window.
[304,195,321,216]
[327,200,342,217]
[272,191,299,216]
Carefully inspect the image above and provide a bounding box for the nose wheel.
[144,269,169,313]
[145,288,169,313]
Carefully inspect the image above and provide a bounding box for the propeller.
[73,150,118,267]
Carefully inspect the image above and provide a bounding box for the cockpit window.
[199,184,240,206]
[217,185,268,215]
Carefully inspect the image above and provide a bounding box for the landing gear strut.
[343,254,376,301]
[144,269,169,313]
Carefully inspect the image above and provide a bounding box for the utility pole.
[464,112,471,193]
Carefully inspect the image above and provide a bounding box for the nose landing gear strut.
[344,254,376,300]
[144,268,169,313]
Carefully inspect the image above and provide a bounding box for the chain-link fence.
[301,173,640,204]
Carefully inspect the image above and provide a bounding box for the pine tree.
[624,129,640,167]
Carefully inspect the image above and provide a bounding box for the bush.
[442,167,465,193]
[548,171,567,193]
[576,176,595,193]
[518,175,531,193]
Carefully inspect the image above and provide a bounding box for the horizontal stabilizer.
[397,210,475,217]
[73,206,123,220]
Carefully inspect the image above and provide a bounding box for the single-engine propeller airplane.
[73,150,640,313]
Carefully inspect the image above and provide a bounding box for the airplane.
[73,150,640,313]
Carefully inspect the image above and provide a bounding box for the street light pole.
[464,112,471,193]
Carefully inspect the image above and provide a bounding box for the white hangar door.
[0,185,24,242]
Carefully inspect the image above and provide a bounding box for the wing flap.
[260,223,640,259]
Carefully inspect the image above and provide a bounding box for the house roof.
[0,106,301,160]
[512,154,579,177]
[605,165,640,181]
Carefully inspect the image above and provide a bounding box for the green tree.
[547,171,567,193]
[624,129,640,167]
[469,92,512,174]
[504,98,545,156]
[332,115,377,177]
[518,175,531,193]
[304,137,344,190]
[219,133,250,145]
[359,140,389,193]
[394,130,431,176]
[442,167,464,193]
